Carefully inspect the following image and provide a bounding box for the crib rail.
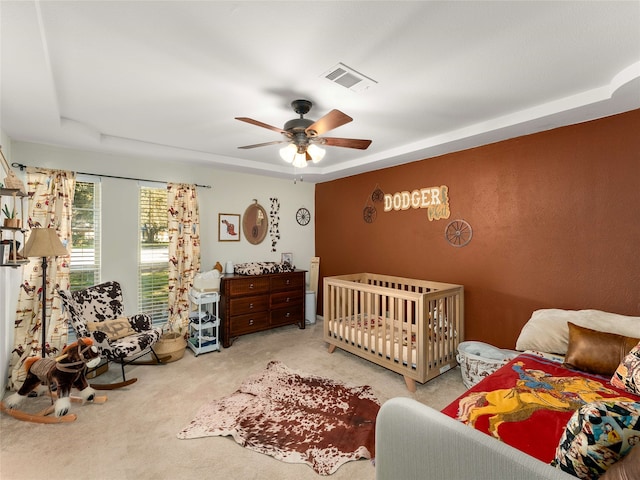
[324,273,464,390]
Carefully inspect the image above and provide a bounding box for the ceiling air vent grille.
[322,63,377,92]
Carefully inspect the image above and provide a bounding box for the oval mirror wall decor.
[242,200,268,245]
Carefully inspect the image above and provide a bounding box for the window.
[68,179,101,341]
[138,185,169,326]
[70,180,101,290]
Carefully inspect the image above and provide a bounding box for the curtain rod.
[11,162,212,189]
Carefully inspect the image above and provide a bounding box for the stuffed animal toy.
[6,338,102,417]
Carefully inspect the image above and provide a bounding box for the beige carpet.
[0,320,466,480]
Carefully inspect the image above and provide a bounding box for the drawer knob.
[249,283,254,289]
[285,312,291,318]
[249,303,254,309]
[286,297,291,303]
[249,319,254,325]
[286,279,290,285]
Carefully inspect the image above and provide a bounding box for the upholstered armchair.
[58,281,164,388]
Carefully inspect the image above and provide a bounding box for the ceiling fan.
[236,99,372,168]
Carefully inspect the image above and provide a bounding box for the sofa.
[375,309,640,480]
[375,397,575,480]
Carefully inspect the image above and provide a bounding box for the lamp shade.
[307,144,326,163]
[279,144,297,163]
[292,154,308,169]
[21,228,69,258]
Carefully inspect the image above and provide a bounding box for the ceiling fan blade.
[321,137,372,150]
[238,140,287,149]
[235,117,285,134]
[306,110,352,136]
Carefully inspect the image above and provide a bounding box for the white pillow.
[515,309,640,355]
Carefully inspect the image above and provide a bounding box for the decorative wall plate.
[296,207,310,226]
[242,201,268,245]
[445,219,472,247]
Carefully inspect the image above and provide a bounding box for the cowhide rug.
[177,360,380,475]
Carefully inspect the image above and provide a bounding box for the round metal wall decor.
[371,184,384,203]
[242,201,268,245]
[363,193,377,223]
[363,205,377,223]
[296,207,310,226]
[445,219,472,247]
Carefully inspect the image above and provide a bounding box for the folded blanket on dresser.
[233,261,296,275]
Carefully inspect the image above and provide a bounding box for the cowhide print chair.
[58,281,164,388]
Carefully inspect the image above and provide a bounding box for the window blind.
[69,179,101,340]
[138,186,169,327]
[70,180,101,290]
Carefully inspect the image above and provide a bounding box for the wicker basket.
[155,332,187,363]
[457,341,519,388]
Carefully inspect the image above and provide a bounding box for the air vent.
[321,63,377,92]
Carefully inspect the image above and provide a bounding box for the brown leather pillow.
[563,322,639,376]
[600,445,640,480]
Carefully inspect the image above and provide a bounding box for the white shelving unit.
[188,290,221,356]
[0,188,27,267]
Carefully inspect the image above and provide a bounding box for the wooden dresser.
[219,270,306,347]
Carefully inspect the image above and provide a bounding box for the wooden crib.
[323,273,464,392]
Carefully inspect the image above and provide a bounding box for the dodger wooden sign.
[384,185,450,221]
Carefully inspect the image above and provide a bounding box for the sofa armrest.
[375,397,575,480]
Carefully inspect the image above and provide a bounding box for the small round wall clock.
[296,207,311,226]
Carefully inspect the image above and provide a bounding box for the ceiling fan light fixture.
[307,144,325,163]
[279,144,297,163]
[292,153,308,169]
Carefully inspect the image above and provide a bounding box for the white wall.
[1,130,18,392]
[10,141,316,314]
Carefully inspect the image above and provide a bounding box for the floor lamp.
[21,228,69,358]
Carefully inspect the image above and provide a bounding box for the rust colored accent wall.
[315,110,640,349]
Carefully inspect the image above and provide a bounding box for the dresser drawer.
[270,290,303,309]
[227,277,270,296]
[229,294,268,316]
[230,312,269,336]
[270,307,303,327]
[270,273,304,291]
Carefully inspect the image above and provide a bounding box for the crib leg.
[403,376,417,393]
[327,344,337,354]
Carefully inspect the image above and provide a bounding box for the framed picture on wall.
[281,252,293,266]
[219,213,241,242]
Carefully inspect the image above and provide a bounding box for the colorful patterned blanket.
[441,353,640,463]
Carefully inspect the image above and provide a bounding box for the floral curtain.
[9,167,75,390]
[167,183,200,334]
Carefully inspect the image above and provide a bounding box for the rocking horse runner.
[1,338,107,423]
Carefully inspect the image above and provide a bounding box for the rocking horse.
[1,338,108,423]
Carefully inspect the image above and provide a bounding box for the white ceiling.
[1,1,639,183]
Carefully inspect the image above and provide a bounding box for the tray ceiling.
[1,1,639,182]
